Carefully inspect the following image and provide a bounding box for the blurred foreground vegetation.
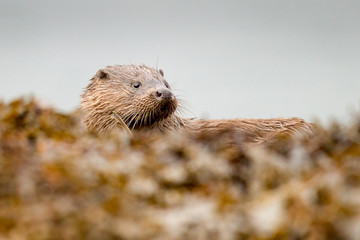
[0,98,360,240]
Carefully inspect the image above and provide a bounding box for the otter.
[81,64,316,145]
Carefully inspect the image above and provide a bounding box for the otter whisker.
[122,111,135,123]
[140,111,147,127]
[112,111,133,137]
[129,113,139,130]
[136,113,144,128]
[131,113,141,130]
[122,112,134,124]
[144,111,149,126]
[149,111,152,126]
[141,115,145,127]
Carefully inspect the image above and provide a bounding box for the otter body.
[81,65,315,145]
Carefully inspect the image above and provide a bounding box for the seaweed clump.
[0,98,360,240]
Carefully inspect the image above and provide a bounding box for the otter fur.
[81,64,316,145]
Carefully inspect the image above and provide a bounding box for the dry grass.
[0,98,360,240]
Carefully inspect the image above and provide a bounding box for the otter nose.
[154,89,173,100]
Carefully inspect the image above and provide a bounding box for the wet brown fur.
[81,65,316,145]
[81,65,184,133]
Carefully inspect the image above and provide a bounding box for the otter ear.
[159,69,164,77]
[96,70,109,80]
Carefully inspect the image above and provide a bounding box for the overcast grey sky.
[1,0,359,124]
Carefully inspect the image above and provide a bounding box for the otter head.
[81,65,178,133]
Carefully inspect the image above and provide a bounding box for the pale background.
[1,0,359,124]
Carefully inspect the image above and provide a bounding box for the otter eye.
[164,81,170,89]
[132,81,141,89]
